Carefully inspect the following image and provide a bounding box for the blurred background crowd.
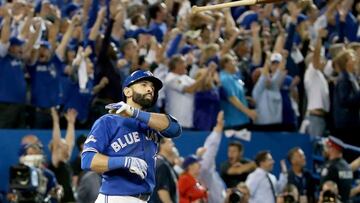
[1,0,360,202]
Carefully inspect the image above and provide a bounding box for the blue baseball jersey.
[28,55,65,108]
[82,114,161,195]
[0,55,27,104]
[62,77,93,122]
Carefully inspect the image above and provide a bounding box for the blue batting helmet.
[122,70,163,105]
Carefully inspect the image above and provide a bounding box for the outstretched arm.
[199,111,224,170]
[0,7,11,57]
[50,108,62,167]
[19,7,34,40]
[251,22,262,66]
[23,21,42,61]
[351,156,360,171]
[312,29,327,71]
[64,109,78,161]
[55,15,80,60]
[88,7,106,41]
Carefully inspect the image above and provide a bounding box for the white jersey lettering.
[111,142,121,152]
[133,132,140,142]
[124,134,134,145]
[118,137,127,148]
[110,131,142,152]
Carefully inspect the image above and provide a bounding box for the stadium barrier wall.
[0,129,312,193]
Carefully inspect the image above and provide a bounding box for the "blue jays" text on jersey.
[82,114,161,196]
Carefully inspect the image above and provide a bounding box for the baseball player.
[81,70,182,203]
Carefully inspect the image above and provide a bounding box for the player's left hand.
[124,157,148,179]
[105,101,135,118]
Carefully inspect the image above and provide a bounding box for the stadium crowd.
[1,0,360,202]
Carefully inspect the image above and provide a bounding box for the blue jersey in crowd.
[0,55,26,104]
[82,114,161,195]
[28,55,64,108]
[62,77,93,122]
[281,75,297,126]
[149,22,167,43]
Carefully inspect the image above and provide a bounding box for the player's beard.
[132,90,154,109]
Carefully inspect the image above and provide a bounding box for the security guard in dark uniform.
[320,136,353,202]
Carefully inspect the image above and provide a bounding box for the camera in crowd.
[321,190,338,203]
[283,194,296,203]
[9,164,47,203]
[9,143,63,203]
[278,184,299,203]
[228,188,244,203]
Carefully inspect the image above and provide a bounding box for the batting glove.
[124,157,148,179]
[105,101,135,117]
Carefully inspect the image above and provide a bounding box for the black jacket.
[333,71,360,129]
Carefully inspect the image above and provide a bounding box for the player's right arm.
[82,152,110,173]
[82,151,148,179]
[81,117,111,172]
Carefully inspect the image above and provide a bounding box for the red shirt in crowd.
[178,172,207,203]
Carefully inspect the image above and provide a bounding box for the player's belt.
[129,193,151,201]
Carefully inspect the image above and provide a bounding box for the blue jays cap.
[182,154,201,169]
[10,37,25,46]
[63,3,80,18]
[180,45,196,55]
[122,70,163,105]
[297,14,308,25]
[67,43,78,52]
[40,41,52,49]
[122,70,163,92]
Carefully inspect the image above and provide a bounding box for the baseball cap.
[182,154,201,169]
[270,53,282,63]
[239,12,258,30]
[180,45,196,55]
[10,37,25,46]
[39,41,52,49]
[297,14,308,25]
[67,43,78,52]
[18,143,43,156]
[42,0,51,4]
[63,3,80,18]
[326,136,345,152]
